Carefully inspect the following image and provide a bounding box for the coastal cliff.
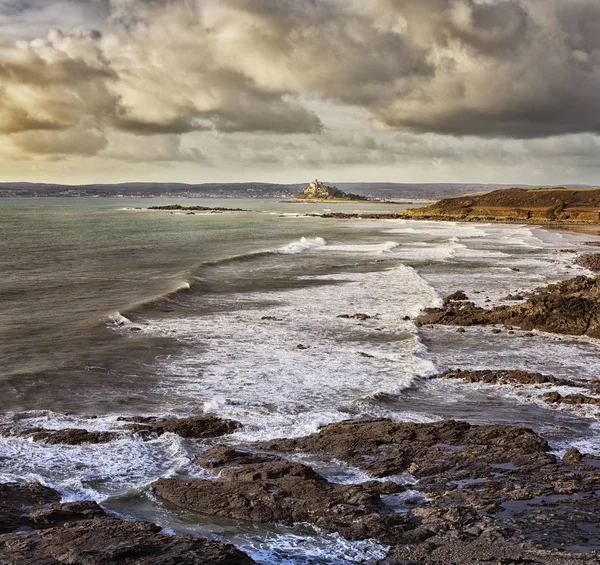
[406,187,600,223]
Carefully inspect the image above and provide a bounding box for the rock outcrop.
[0,483,255,564]
[119,414,242,439]
[438,369,571,386]
[30,428,121,445]
[154,453,406,543]
[417,276,600,338]
[576,253,600,272]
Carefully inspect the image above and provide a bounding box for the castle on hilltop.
[292,179,368,201]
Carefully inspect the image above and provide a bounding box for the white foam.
[319,241,400,254]
[0,431,191,502]
[141,265,441,440]
[107,312,133,327]
[275,237,327,255]
[243,530,389,565]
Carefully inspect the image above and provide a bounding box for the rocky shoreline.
[3,250,600,564]
[3,413,600,563]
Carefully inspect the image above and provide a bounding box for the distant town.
[1,182,593,201]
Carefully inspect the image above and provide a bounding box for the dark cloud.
[1,0,600,161]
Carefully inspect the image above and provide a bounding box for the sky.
[0,0,599,185]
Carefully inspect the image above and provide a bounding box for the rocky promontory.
[417,275,600,338]
[405,187,600,224]
[149,418,600,563]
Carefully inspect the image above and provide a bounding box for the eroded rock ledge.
[150,419,600,563]
[417,275,600,338]
[1,413,243,445]
[0,483,255,564]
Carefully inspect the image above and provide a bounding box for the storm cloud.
[0,0,599,179]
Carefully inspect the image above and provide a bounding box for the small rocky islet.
[3,260,600,563]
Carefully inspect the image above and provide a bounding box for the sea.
[1,197,599,564]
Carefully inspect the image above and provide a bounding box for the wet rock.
[262,419,600,555]
[264,419,550,489]
[543,391,564,404]
[438,369,570,387]
[295,344,310,350]
[195,446,277,469]
[542,391,600,408]
[30,428,121,445]
[443,290,469,303]
[417,275,600,338]
[383,535,599,564]
[28,501,107,528]
[456,327,466,333]
[563,393,600,407]
[0,483,60,534]
[260,316,282,321]
[502,293,525,301]
[337,313,373,320]
[575,253,600,272]
[154,455,407,543]
[120,414,241,438]
[0,518,255,564]
[563,447,583,465]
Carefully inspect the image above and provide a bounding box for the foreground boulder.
[120,414,242,438]
[154,451,406,543]
[0,483,255,564]
[417,276,600,337]
[0,483,60,533]
[0,518,254,564]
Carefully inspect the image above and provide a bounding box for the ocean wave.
[275,237,327,255]
[319,241,400,254]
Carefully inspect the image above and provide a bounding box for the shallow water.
[1,198,599,563]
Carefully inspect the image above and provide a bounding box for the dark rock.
[296,344,310,350]
[154,454,407,543]
[0,483,60,534]
[195,446,277,469]
[443,291,469,303]
[148,204,247,212]
[417,275,600,338]
[438,369,571,386]
[543,391,564,404]
[491,328,501,333]
[28,501,107,528]
[563,447,583,465]
[261,316,282,321]
[0,518,255,564]
[563,393,600,407]
[264,419,549,480]
[502,293,525,301]
[337,313,373,320]
[120,414,241,438]
[456,327,466,333]
[30,429,120,445]
[575,253,600,272]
